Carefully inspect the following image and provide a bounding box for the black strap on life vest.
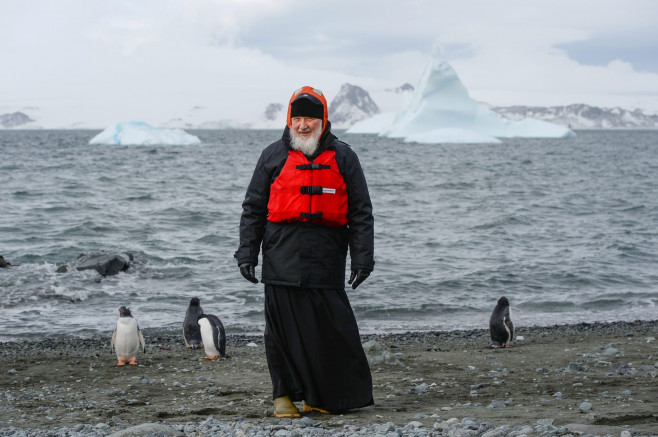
[296,163,331,170]
[300,186,323,195]
[300,212,323,220]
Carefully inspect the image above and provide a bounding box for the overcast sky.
[1,0,657,127]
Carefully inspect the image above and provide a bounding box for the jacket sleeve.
[234,150,270,266]
[340,145,375,272]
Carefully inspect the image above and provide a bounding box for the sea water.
[0,129,656,341]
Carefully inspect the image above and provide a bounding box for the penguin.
[489,296,514,348]
[197,313,226,360]
[183,297,204,349]
[110,306,146,366]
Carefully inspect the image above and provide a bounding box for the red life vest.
[267,149,348,227]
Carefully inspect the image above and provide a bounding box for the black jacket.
[235,123,374,289]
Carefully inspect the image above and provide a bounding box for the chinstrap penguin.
[197,313,226,360]
[183,297,204,349]
[489,296,514,348]
[110,306,146,365]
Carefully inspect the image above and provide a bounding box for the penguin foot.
[129,360,138,365]
[117,362,126,366]
[504,345,512,348]
[204,356,219,360]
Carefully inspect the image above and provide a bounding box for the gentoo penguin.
[110,306,146,366]
[183,297,204,349]
[197,313,226,360]
[489,296,514,348]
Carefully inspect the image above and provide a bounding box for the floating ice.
[348,47,575,144]
[89,121,201,145]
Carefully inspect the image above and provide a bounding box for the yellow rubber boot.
[302,401,329,414]
[273,395,301,418]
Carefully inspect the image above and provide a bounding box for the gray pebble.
[487,400,506,408]
[566,362,582,372]
[299,416,313,426]
[579,401,593,411]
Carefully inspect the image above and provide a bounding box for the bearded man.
[235,86,375,417]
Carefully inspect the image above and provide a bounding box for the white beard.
[290,123,322,156]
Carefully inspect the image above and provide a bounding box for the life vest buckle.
[300,186,323,195]
[300,212,323,220]
[296,163,331,170]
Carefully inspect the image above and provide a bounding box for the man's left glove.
[239,263,259,284]
[348,269,370,290]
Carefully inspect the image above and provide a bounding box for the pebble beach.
[1,320,657,436]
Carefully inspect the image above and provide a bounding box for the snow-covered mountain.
[490,104,658,129]
[0,111,33,128]
[387,83,415,93]
[264,103,284,122]
[328,83,381,129]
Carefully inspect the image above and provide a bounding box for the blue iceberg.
[89,121,201,145]
[348,47,575,144]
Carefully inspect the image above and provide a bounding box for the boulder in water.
[57,253,134,276]
[0,255,17,268]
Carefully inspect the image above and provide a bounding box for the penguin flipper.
[138,329,146,353]
[110,329,117,353]
[218,323,226,358]
[505,318,514,342]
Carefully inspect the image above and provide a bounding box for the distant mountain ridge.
[2,94,658,131]
[489,104,658,129]
[0,111,33,128]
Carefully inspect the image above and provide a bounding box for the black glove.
[348,269,370,290]
[239,263,259,284]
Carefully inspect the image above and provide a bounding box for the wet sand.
[1,320,657,435]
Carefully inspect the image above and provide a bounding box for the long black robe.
[264,284,373,413]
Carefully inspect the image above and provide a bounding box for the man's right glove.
[239,263,259,284]
[348,269,370,290]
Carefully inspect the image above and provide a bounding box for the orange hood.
[286,86,328,136]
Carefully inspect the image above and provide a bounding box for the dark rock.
[58,252,134,276]
[0,255,19,267]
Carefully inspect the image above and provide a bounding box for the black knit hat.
[290,94,324,119]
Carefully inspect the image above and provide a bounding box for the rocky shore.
[1,320,657,436]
